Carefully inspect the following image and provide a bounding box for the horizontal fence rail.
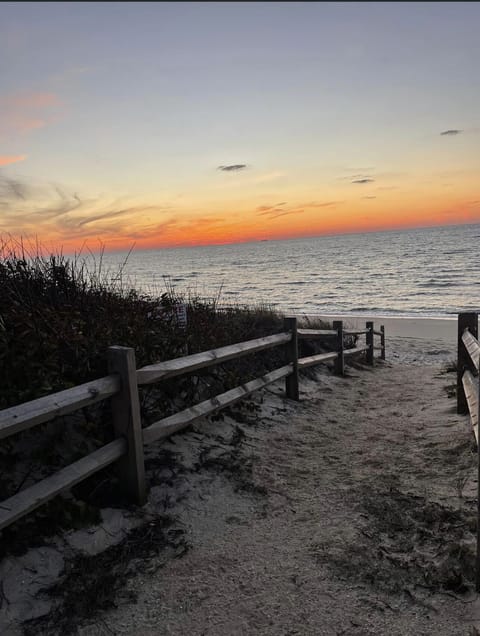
[344,346,369,357]
[297,328,337,339]
[458,312,480,431]
[344,328,370,336]
[463,330,480,373]
[456,312,480,592]
[462,370,479,439]
[0,439,127,531]
[0,375,120,441]
[0,317,385,533]
[143,365,292,445]
[297,351,338,369]
[137,332,291,385]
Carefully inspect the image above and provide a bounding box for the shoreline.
[306,314,458,345]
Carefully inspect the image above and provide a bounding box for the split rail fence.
[457,312,480,591]
[0,317,385,533]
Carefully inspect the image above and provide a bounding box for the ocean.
[91,223,480,319]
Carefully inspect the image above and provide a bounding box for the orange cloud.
[3,168,480,254]
[5,93,60,109]
[0,91,63,138]
[0,154,26,166]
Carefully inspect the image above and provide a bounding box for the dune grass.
[0,241,336,551]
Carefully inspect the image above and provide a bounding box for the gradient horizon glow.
[1,2,479,253]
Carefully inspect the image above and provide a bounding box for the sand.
[2,316,479,635]
[315,314,458,366]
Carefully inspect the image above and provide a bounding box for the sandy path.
[74,354,477,636]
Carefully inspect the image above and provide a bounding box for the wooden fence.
[0,317,385,533]
[457,311,480,591]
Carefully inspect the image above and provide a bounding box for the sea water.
[90,223,480,319]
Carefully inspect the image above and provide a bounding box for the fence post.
[108,346,147,505]
[366,321,374,366]
[333,320,344,375]
[457,312,478,415]
[380,325,386,360]
[284,316,299,401]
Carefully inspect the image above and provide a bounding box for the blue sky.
[1,2,479,249]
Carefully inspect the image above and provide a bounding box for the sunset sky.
[1,2,479,252]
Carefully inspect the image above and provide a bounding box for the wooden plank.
[462,329,480,371]
[0,439,126,531]
[458,313,478,414]
[343,346,367,357]
[380,325,386,360]
[344,329,370,336]
[297,328,336,339]
[373,330,383,336]
[0,375,120,441]
[143,365,292,445]
[462,369,479,443]
[137,332,291,385]
[298,351,338,369]
[108,347,146,505]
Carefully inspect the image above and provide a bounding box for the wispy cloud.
[256,200,341,220]
[338,173,373,182]
[298,201,341,208]
[352,178,374,184]
[256,202,286,213]
[257,207,290,217]
[362,195,377,199]
[124,216,225,242]
[338,169,405,186]
[0,173,226,246]
[258,208,304,219]
[0,174,154,239]
[0,91,63,139]
[217,164,247,172]
[0,174,32,201]
[269,210,305,219]
[0,154,27,167]
[440,129,462,136]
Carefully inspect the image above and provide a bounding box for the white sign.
[173,303,187,330]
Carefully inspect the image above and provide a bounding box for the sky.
[0,1,479,253]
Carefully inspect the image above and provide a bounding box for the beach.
[4,313,477,635]
[314,314,458,366]
[3,1,479,632]
[316,315,457,343]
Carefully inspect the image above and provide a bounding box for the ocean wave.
[418,280,456,287]
[278,281,308,286]
[99,224,480,319]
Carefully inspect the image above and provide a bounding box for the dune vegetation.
[0,240,338,552]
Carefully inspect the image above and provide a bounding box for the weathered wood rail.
[0,317,385,533]
[457,312,480,591]
[457,312,480,443]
